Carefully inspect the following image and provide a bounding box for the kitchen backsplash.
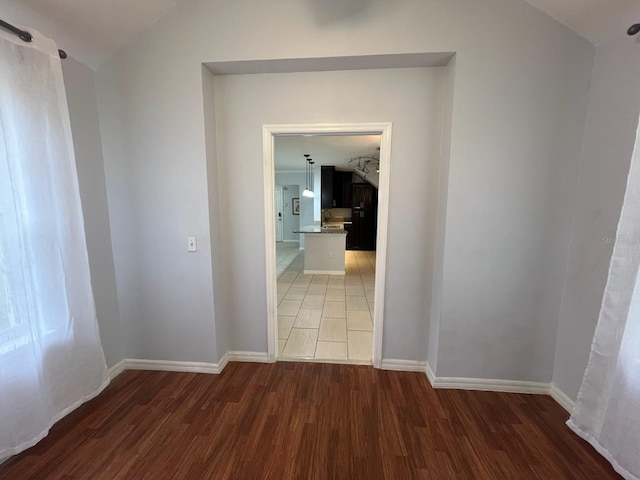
[326,208,351,220]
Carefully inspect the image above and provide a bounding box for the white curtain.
[568,119,640,480]
[0,29,109,458]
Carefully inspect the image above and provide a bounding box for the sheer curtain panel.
[568,118,640,480]
[0,29,109,458]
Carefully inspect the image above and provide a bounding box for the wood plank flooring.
[0,362,621,479]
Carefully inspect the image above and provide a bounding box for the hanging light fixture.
[308,159,315,198]
[302,154,315,198]
[348,155,380,176]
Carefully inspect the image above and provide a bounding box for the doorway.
[263,123,392,368]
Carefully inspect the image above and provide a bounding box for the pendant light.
[308,159,315,198]
[302,154,314,198]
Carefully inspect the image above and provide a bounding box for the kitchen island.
[294,226,347,275]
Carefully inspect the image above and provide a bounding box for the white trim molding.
[423,365,576,407]
[122,359,224,374]
[216,351,230,372]
[430,376,550,394]
[425,362,436,386]
[108,359,127,379]
[550,384,575,414]
[263,126,277,363]
[106,355,575,416]
[425,371,575,413]
[227,351,270,363]
[425,367,550,395]
[106,352,270,379]
[380,359,427,372]
[262,122,393,369]
[106,358,226,377]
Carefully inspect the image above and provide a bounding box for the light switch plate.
[187,236,197,252]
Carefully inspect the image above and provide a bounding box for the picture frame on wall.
[292,198,300,215]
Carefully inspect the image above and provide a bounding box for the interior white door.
[275,186,284,242]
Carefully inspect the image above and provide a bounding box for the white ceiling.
[275,135,381,172]
[1,0,637,68]
[1,0,181,68]
[524,0,640,46]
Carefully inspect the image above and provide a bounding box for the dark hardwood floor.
[0,362,621,479]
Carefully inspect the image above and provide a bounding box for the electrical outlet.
[328,251,333,259]
[187,236,197,252]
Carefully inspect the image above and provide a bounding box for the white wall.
[62,57,123,368]
[212,67,444,356]
[435,30,593,382]
[552,32,640,400]
[94,0,594,376]
[96,44,218,363]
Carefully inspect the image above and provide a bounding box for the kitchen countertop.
[294,225,348,234]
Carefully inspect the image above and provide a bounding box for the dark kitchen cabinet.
[349,183,377,251]
[322,166,353,208]
[333,171,352,208]
[321,166,334,209]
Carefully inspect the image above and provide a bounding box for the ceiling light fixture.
[348,155,380,175]
[302,154,315,198]
[308,159,315,198]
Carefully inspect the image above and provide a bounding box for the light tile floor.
[276,241,301,277]
[276,248,376,363]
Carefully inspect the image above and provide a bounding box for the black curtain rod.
[0,18,67,59]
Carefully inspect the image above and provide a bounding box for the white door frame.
[263,122,392,368]
[274,186,284,242]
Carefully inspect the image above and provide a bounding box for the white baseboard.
[108,358,225,376]
[108,355,572,414]
[123,358,224,374]
[425,362,436,386]
[105,351,271,379]
[424,367,576,410]
[379,364,575,413]
[108,359,127,379]
[550,384,575,414]
[380,359,426,372]
[424,367,550,395]
[431,376,550,394]
[216,351,230,371]
[227,351,270,363]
